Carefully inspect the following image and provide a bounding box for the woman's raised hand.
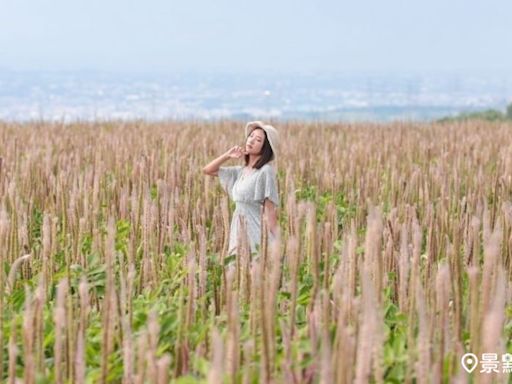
[225,145,247,159]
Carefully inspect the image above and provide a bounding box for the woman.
[203,121,280,256]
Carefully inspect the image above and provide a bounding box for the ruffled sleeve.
[254,164,279,207]
[218,166,242,199]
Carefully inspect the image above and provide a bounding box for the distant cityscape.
[1,69,511,122]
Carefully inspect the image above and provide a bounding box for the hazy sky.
[1,0,511,74]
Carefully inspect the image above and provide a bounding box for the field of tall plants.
[0,120,511,383]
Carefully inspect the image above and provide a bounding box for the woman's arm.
[263,198,278,237]
[203,146,245,176]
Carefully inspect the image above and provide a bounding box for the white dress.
[218,163,279,255]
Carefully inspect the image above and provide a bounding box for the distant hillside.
[438,102,512,122]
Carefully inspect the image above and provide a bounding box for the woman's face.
[245,128,265,155]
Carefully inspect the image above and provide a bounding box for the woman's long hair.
[244,128,274,169]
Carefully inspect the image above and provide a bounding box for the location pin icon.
[461,353,478,373]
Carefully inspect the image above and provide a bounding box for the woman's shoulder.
[259,163,277,176]
[218,165,243,181]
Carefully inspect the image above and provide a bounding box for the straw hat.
[244,121,279,160]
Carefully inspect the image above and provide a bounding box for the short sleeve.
[254,165,279,207]
[218,166,242,199]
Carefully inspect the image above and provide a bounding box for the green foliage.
[150,184,158,200]
[295,185,356,229]
[30,207,44,249]
[506,305,512,351]
[116,219,131,254]
[382,286,409,382]
[438,102,512,122]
